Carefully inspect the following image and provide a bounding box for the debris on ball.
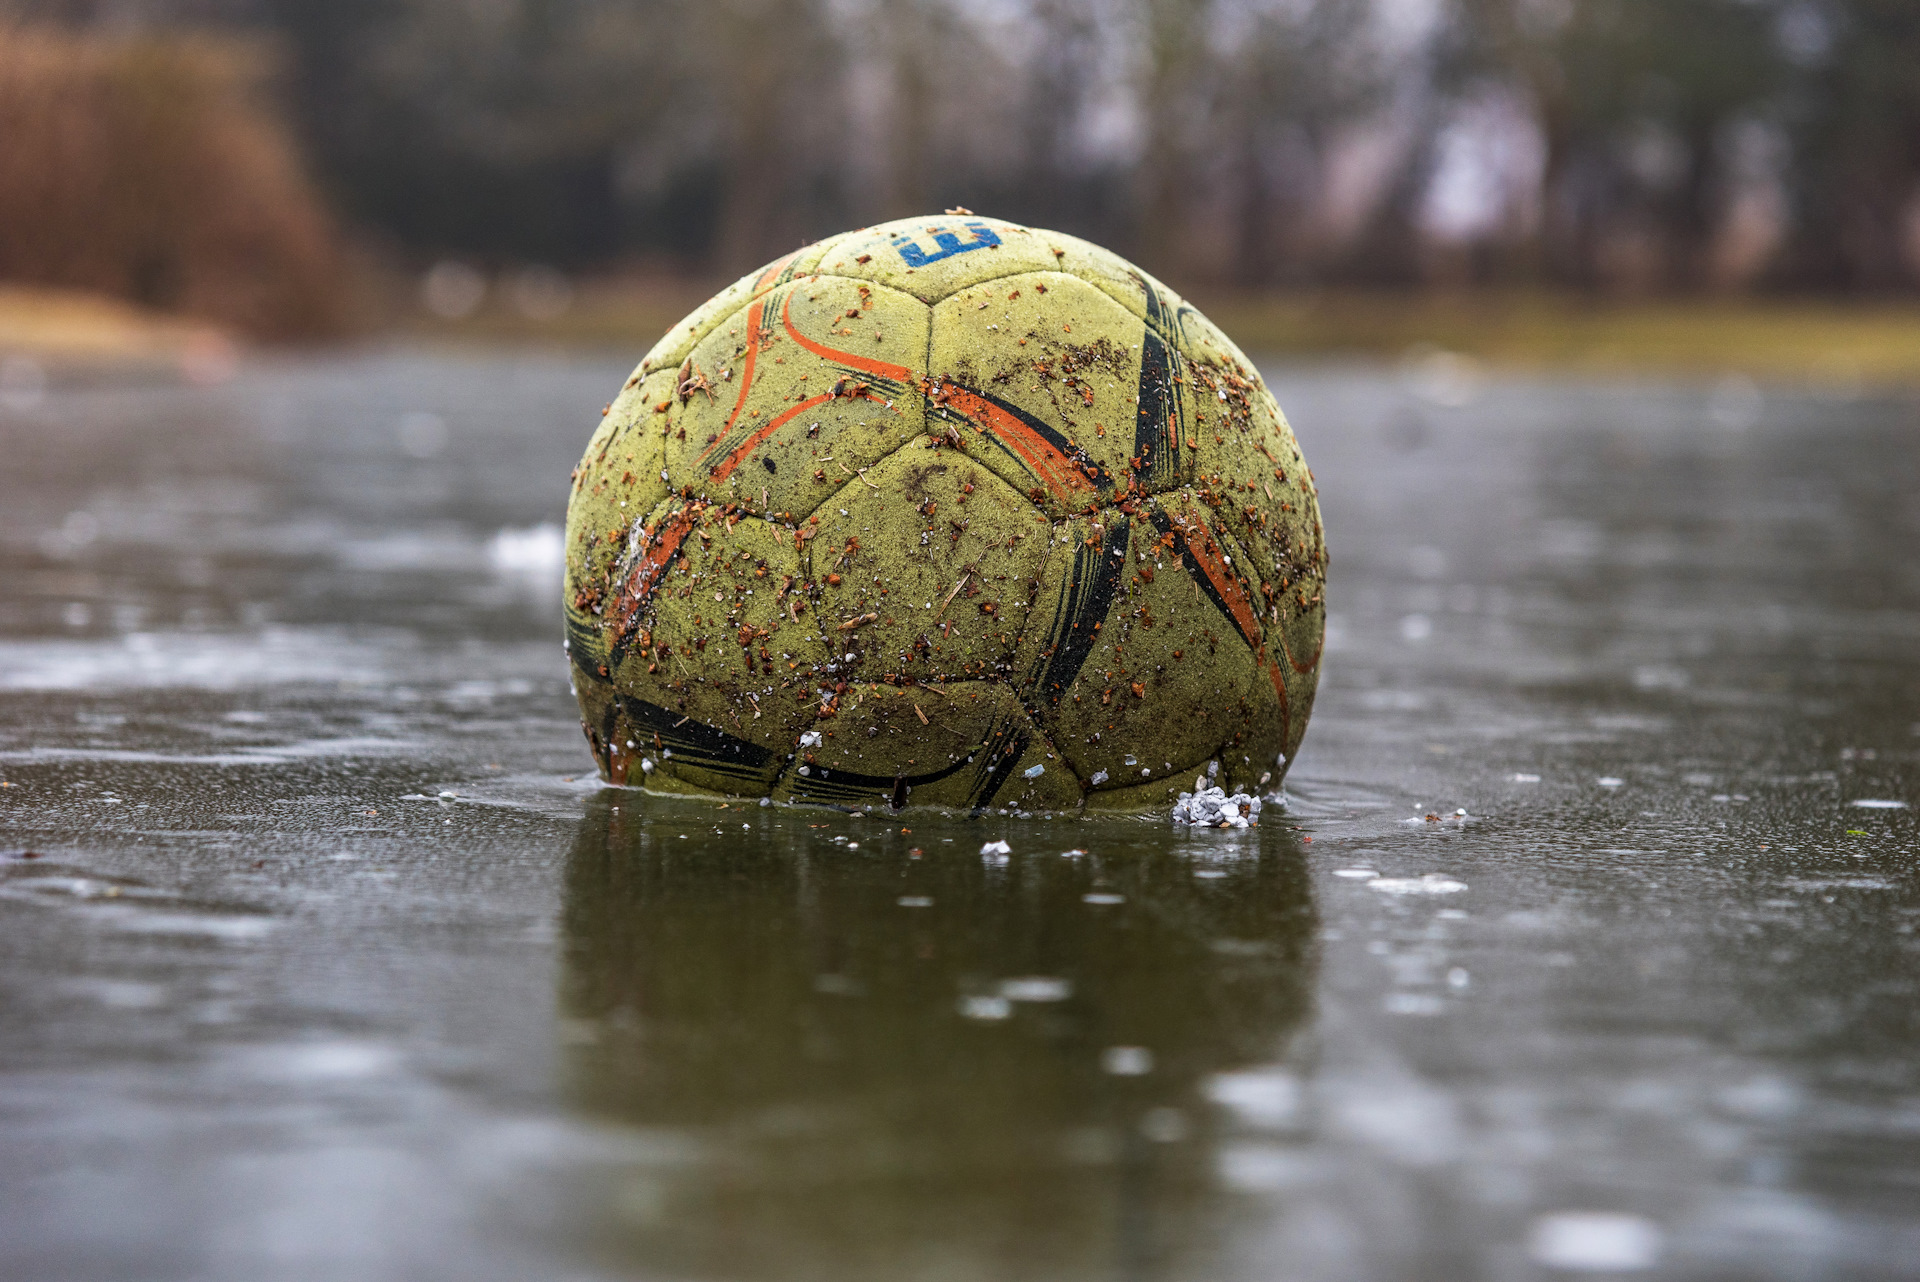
[562,213,1326,815]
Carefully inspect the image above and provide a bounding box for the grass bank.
[1196,291,1920,388]
[12,273,1917,393]
[0,284,234,382]
[402,279,1920,389]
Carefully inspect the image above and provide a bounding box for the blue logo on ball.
[892,222,1001,267]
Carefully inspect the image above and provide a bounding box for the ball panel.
[1139,491,1304,793]
[634,238,845,383]
[564,368,676,662]
[926,273,1167,521]
[775,681,1079,814]
[588,499,829,795]
[568,367,674,533]
[1126,277,1211,498]
[1032,229,1192,328]
[1176,367,1325,772]
[654,276,929,517]
[634,259,773,384]
[1164,291,1265,378]
[1169,308,1325,784]
[1011,504,1264,795]
[813,215,1062,304]
[627,764,734,800]
[1180,393,1318,604]
[810,447,1051,689]
[1194,434,1324,677]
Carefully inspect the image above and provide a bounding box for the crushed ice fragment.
[1527,1212,1662,1272]
[958,995,1012,1020]
[1101,1046,1154,1076]
[1170,782,1260,828]
[1206,1070,1301,1127]
[1140,1107,1189,1142]
[1367,874,1468,895]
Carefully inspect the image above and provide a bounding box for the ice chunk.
[1527,1212,1662,1272]
[1367,874,1468,896]
[1101,1046,1154,1076]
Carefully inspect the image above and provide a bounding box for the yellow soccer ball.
[563,214,1325,814]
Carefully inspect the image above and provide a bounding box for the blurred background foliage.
[0,0,1917,341]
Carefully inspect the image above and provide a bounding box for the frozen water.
[1,354,1915,1282]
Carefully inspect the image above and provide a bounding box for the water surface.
[2,351,1915,1280]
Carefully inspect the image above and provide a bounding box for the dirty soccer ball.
[563,213,1325,815]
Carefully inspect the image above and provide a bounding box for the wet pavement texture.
[1,351,1916,1281]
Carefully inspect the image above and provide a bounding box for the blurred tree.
[1015,0,1111,229]
[696,0,846,272]
[263,0,678,264]
[1443,0,1787,291]
[1221,0,1382,284]
[6,0,1914,294]
[866,0,941,221]
[1133,0,1213,274]
[1776,0,1920,290]
[0,24,349,335]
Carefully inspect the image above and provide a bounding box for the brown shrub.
[0,27,349,340]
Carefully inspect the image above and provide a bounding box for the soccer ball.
[563,213,1325,815]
